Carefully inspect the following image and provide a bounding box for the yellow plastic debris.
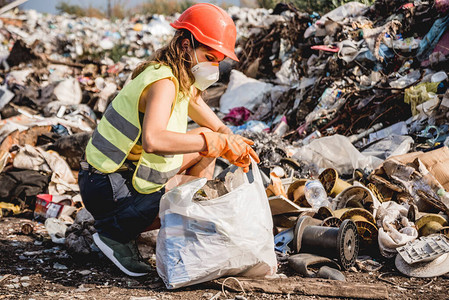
[404,82,439,115]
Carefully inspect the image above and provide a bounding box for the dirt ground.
[1,216,449,300]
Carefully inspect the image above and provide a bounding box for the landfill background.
[0,0,449,299]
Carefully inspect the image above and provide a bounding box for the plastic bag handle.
[249,158,263,184]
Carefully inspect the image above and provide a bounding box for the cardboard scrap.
[268,195,314,215]
[389,146,449,191]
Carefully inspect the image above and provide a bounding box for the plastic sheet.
[362,135,414,160]
[293,134,383,176]
[316,2,367,25]
[368,122,409,143]
[219,70,273,114]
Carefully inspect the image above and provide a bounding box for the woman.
[78,3,259,277]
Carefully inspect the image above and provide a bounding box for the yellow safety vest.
[85,64,189,194]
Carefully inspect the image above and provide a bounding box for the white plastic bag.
[293,134,383,176]
[156,161,277,289]
[219,70,273,114]
[316,2,367,25]
[53,77,82,105]
[376,201,418,258]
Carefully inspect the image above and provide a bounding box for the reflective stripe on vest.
[103,105,139,141]
[85,64,189,194]
[135,162,180,185]
[91,129,126,165]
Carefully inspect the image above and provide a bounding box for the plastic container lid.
[431,71,448,83]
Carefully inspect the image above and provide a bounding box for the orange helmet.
[170,3,239,61]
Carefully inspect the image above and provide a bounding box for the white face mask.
[190,37,220,91]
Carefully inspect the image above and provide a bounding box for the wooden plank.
[216,277,389,299]
[0,0,29,16]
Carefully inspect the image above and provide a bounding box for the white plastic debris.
[146,15,174,37]
[53,77,82,105]
[376,201,418,258]
[45,218,69,244]
[99,38,114,50]
[293,134,383,175]
[416,93,439,116]
[220,69,273,114]
[397,235,449,264]
[275,58,299,84]
[48,64,72,83]
[316,2,368,25]
[368,121,409,143]
[362,135,414,160]
[6,69,33,85]
[0,85,15,110]
[431,71,448,83]
[389,70,421,89]
[53,262,68,270]
[94,81,117,113]
[94,77,106,90]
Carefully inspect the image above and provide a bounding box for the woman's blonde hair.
[131,29,199,98]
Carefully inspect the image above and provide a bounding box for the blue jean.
[78,168,164,243]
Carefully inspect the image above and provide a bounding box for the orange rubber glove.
[200,132,260,172]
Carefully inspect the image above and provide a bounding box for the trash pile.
[0,9,176,217]
[0,8,176,260]
[0,0,448,292]
[221,1,449,281]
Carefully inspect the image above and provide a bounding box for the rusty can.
[21,223,34,235]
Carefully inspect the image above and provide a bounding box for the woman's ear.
[181,38,190,51]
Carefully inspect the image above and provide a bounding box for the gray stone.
[78,270,91,276]
[53,262,68,270]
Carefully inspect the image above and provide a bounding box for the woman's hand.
[199,132,260,172]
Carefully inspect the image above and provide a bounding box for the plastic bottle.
[304,180,329,208]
